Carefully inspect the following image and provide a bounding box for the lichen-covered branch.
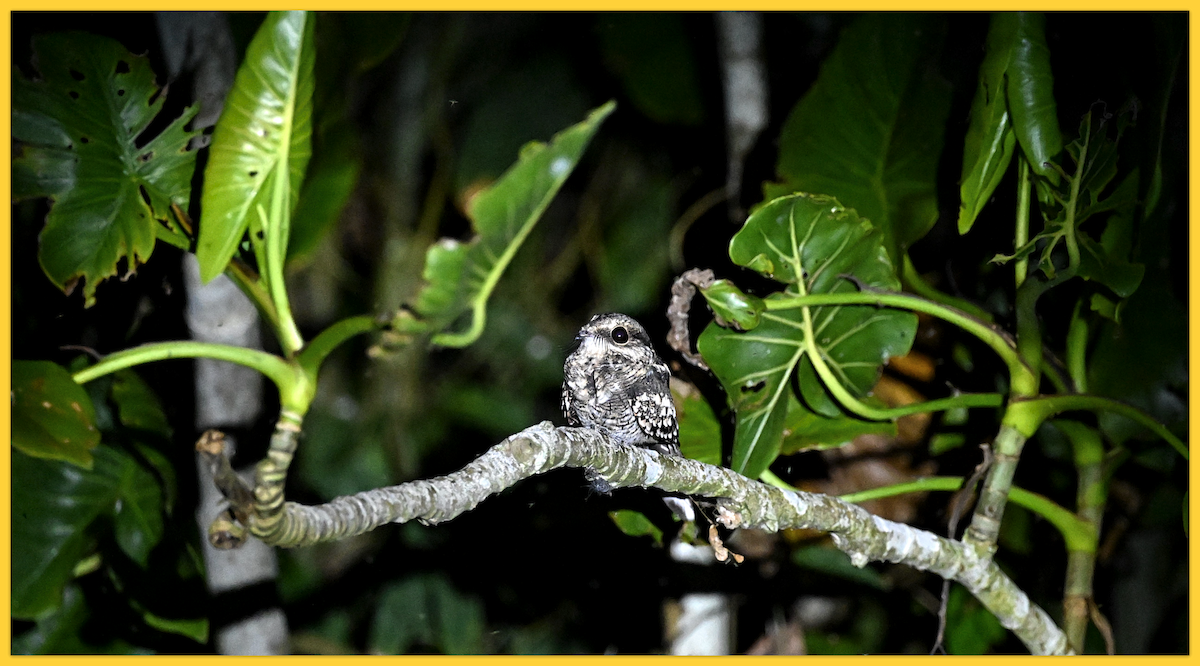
[205,421,1069,654]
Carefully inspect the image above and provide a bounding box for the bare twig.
[667,268,715,369]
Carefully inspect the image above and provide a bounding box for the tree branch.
[212,422,1070,654]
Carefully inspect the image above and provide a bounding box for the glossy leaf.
[698,308,801,477]
[772,13,950,261]
[12,32,199,306]
[957,15,1020,233]
[11,360,100,468]
[111,453,166,568]
[700,279,764,331]
[197,10,315,282]
[12,445,163,618]
[401,101,615,347]
[673,380,722,465]
[1002,13,1062,181]
[698,193,916,477]
[608,510,664,546]
[780,391,896,455]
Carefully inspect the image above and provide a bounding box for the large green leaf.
[1001,13,1062,181]
[698,193,916,477]
[12,32,199,306]
[12,445,163,618]
[368,574,485,654]
[11,361,100,468]
[959,12,1064,234]
[956,14,1020,233]
[399,101,615,347]
[771,13,950,261]
[673,381,723,465]
[197,10,315,282]
[779,391,896,455]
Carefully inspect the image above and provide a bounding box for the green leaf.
[12,584,89,654]
[698,193,916,476]
[698,310,799,478]
[11,360,100,468]
[780,391,896,454]
[608,510,664,546]
[944,584,1007,654]
[197,10,315,282]
[13,32,199,306]
[142,611,209,643]
[772,13,950,261]
[596,13,704,126]
[287,124,360,264]
[957,15,1021,233]
[369,574,485,655]
[792,544,889,590]
[12,444,167,619]
[111,453,165,568]
[1000,13,1062,180]
[110,369,172,438]
[699,279,764,331]
[596,166,674,314]
[404,101,615,347]
[673,381,723,466]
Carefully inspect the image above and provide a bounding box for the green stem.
[1024,394,1188,460]
[836,475,1094,553]
[901,253,994,323]
[1052,420,1106,653]
[71,341,311,413]
[224,257,281,333]
[1066,301,1089,393]
[1014,157,1032,289]
[765,289,1034,391]
[299,315,379,371]
[759,469,797,492]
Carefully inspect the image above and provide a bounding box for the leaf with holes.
[197,10,315,283]
[698,193,916,477]
[12,32,199,306]
[397,101,615,347]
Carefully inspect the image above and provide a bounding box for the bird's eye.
[611,326,629,344]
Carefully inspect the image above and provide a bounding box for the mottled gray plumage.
[561,313,680,457]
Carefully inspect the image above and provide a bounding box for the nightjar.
[561,313,680,457]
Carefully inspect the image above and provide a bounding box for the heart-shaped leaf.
[698,193,916,477]
[13,32,199,306]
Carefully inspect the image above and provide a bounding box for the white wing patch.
[633,390,678,444]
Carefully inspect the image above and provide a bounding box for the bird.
[562,313,680,460]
